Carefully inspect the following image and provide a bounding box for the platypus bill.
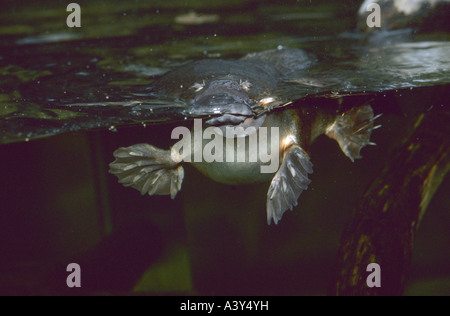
[109,48,379,225]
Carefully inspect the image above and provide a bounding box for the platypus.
[109,47,379,224]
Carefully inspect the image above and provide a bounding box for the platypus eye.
[239,79,252,91]
[191,81,205,92]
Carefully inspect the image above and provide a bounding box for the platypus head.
[188,79,256,126]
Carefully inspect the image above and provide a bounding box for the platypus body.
[110,48,379,224]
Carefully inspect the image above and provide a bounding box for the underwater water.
[0,0,448,295]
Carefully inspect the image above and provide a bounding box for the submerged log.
[334,110,449,296]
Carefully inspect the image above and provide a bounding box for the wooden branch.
[333,110,450,296]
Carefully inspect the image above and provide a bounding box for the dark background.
[0,0,448,295]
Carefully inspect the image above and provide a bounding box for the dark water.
[1,0,449,144]
[0,0,449,295]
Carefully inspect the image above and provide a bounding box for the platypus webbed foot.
[109,144,184,199]
[326,105,380,162]
[267,145,313,225]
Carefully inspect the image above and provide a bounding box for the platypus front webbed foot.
[109,144,184,199]
[267,145,313,225]
[326,105,380,162]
